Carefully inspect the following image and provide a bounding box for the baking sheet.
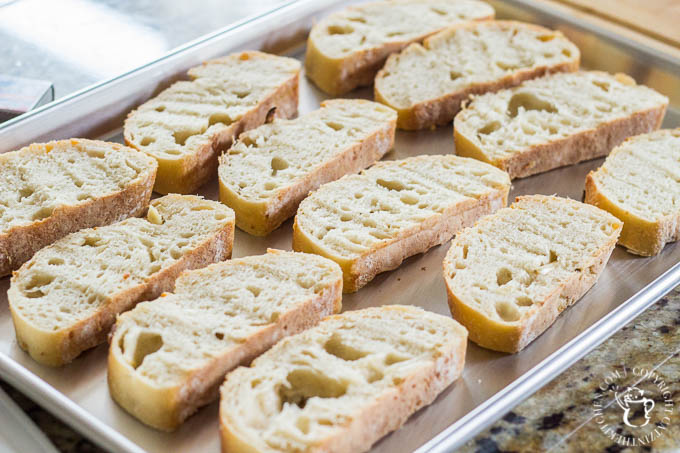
[1,1,680,452]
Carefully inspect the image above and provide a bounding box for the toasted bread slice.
[305,0,494,95]
[108,250,342,431]
[9,195,234,366]
[454,71,669,179]
[585,129,680,256]
[443,195,622,353]
[124,51,300,194]
[375,20,580,129]
[219,305,468,453]
[293,155,510,292]
[0,139,157,276]
[218,99,396,236]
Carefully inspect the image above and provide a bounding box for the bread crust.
[443,196,622,353]
[584,130,680,256]
[0,139,157,277]
[8,197,235,366]
[219,100,396,236]
[108,250,343,431]
[305,4,493,95]
[124,54,299,194]
[219,305,467,453]
[293,179,509,293]
[375,21,580,130]
[457,104,667,180]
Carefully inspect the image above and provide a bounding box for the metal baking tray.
[1,1,679,452]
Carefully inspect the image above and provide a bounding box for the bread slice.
[293,155,511,292]
[124,51,300,194]
[305,0,494,95]
[0,139,157,277]
[108,250,342,431]
[218,99,397,236]
[455,71,669,179]
[374,20,580,130]
[8,195,234,366]
[219,305,467,453]
[443,195,622,353]
[585,129,680,256]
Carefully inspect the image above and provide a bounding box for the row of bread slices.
[4,126,679,452]
[121,4,669,196]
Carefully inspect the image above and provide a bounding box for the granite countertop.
[2,288,678,453]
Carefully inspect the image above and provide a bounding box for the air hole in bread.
[173,130,193,146]
[19,187,34,199]
[562,49,572,57]
[325,121,344,131]
[164,149,182,156]
[537,34,556,42]
[385,353,408,365]
[140,137,155,146]
[327,24,354,35]
[278,369,348,409]
[462,245,469,259]
[549,250,558,263]
[324,334,367,361]
[347,16,366,23]
[87,149,105,159]
[209,113,233,127]
[215,332,225,340]
[247,286,261,297]
[24,290,46,299]
[496,301,520,322]
[400,194,418,205]
[496,61,520,71]
[77,194,90,201]
[431,7,447,15]
[449,71,462,81]
[296,416,311,434]
[270,157,289,175]
[507,92,557,118]
[516,296,533,306]
[154,106,165,112]
[386,31,405,37]
[496,267,512,286]
[264,182,277,191]
[32,206,54,221]
[82,236,102,247]
[376,178,406,191]
[191,205,214,211]
[48,257,64,266]
[478,121,501,135]
[128,331,163,369]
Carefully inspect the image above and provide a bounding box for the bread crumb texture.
[376,20,579,110]
[10,195,233,334]
[309,0,494,59]
[455,71,668,164]
[586,129,680,255]
[220,305,467,453]
[0,139,156,234]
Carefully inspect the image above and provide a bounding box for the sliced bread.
[124,51,300,194]
[374,20,580,130]
[108,249,342,431]
[443,195,622,353]
[219,305,468,453]
[218,99,397,236]
[454,71,669,179]
[305,0,494,95]
[8,195,234,366]
[293,155,511,292]
[585,129,680,256]
[0,139,157,277]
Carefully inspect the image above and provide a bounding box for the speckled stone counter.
[459,288,680,453]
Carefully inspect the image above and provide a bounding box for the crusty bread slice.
[455,71,669,179]
[293,155,510,292]
[218,99,396,236]
[108,250,342,431]
[8,195,234,366]
[305,0,494,95]
[585,129,680,256]
[0,139,157,277]
[374,20,580,130]
[443,195,622,353]
[219,305,467,453]
[124,51,300,194]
